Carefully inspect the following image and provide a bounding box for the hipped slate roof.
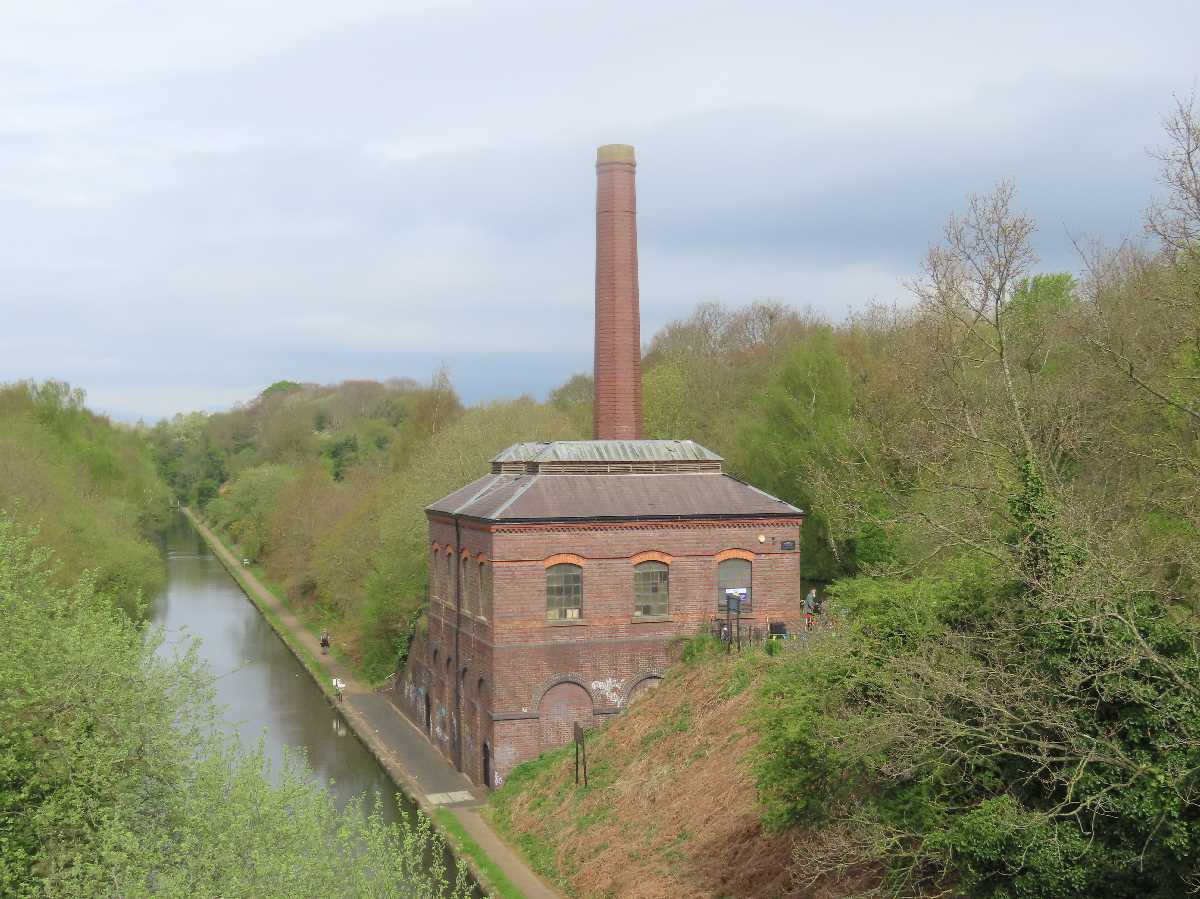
[427,472,802,523]
[429,440,803,523]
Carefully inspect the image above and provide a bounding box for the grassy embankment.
[486,637,810,899]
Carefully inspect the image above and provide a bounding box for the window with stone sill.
[546,563,583,621]
[633,560,669,618]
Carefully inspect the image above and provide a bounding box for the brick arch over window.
[478,558,492,619]
[429,544,443,601]
[546,562,583,620]
[629,550,673,565]
[543,552,587,568]
[718,556,753,612]
[715,548,756,563]
[633,559,669,618]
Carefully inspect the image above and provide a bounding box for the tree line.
[748,98,1200,897]
[0,382,470,896]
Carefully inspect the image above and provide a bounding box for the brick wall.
[593,144,643,439]
[404,514,802,786]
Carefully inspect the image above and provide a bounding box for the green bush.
[755,559,1200,897]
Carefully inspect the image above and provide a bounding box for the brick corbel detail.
[543,553,587,568]
[715,548,756,562]
[629,550,673,565]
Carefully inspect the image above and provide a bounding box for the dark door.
[424,694,431,732]
[482,743,491,789]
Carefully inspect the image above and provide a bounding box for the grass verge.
[487,748,575,892]
[434,809,527,899]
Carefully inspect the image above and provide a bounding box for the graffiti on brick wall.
[591,676,625,706]
[403,677,423,710]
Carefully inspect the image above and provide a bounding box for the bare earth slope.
[485,648,801,899]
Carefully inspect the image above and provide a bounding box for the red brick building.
[395,145,804,788]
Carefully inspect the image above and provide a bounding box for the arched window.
[546,563,583,620]
[718,558,752,612]
[445,551,452,601]
[429,546,440,599]
[477,560,485,617]
[633,561,669,617]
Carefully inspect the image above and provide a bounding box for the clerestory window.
[546,563,583,620]
[633,561,669,618]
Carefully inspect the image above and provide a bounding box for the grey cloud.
[1,1,1197,420]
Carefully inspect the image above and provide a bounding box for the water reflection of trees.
[158,518,401,823]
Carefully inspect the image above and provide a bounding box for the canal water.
[148,514,481,896]
[148,514,406,820]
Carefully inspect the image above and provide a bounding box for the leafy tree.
[730,330,869,579]
[0,381,171,608]
[0,511,469,898]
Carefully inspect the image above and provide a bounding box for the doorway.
[482,742,492,789]
[424,694,431,732]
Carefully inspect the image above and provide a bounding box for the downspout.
[453,514,463,773]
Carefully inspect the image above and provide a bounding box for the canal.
[148,514,478,893]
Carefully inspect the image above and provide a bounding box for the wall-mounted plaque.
[781,540,796,551]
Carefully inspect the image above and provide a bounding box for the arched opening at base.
[538,681,594,753]
[482,742,492,789]
[628,675,663,706]
[424,693,431,732]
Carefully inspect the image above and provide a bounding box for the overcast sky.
[2,1,1197,421]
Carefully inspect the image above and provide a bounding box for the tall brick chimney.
[593,143,643,440]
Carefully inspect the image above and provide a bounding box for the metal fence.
[707,612,841,652]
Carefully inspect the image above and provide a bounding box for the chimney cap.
[596,144,636,165]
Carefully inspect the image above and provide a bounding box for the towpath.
[182,508,558,899]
